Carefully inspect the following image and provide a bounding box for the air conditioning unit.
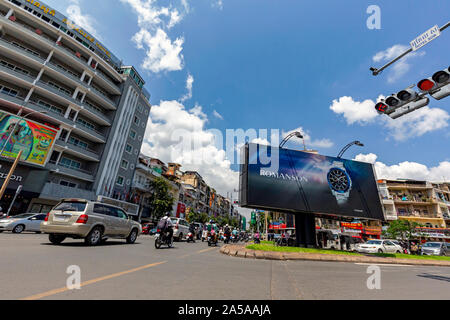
[75,52,81,58]
[35,29,43,35]
[8,16,16,22]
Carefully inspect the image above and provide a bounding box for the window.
[60,180,78,188]
[125,144,133,154]
[129,130,137,139]
[138,136,142,142]
[121,159,129,170]
[134,116,140,125]
[59,157,81,170]
[137,104,144,113]
[68,136,88,150]
[116,176,124,186]
[0,86,18,97]
[76,118,96,131]
[38,100,63,115]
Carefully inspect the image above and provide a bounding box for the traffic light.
[375,88,429,119]
[417,67,450,100]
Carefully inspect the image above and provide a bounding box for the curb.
[219,245,450,267]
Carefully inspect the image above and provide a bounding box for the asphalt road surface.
[0,233,449,300]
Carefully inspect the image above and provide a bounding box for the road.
[0,233,449,300]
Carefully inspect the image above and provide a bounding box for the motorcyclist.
[207,220,218,243]
[224,224,231,243]
[158,214,174,243]
[232,228,239,242]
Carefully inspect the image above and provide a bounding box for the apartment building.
[378,179,450,229]
[0,0,150,214]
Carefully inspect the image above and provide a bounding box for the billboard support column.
[295,213,317,248]
[0,150,23,200]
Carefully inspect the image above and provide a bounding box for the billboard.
[0,111,59,166]
[240,144,385,221]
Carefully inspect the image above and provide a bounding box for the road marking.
[355,263,412,267]
[21,261,167,300]
[197,247,219,254]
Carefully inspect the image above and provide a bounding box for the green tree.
[384,220,424,241]
[186,209,200,223]
[149,177,175,221]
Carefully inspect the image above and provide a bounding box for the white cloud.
[355,153,450,182]
[282,127,334,149]
[384,107,449,141]
[142,100,238,197]
[213,110,224,120]
[330,96,381,125]
[122,0,187,73]
[180,73,194,102]
[330,96,450,141]
[212,0,224,10]
[66,0,100,39]
[373,44,425,83]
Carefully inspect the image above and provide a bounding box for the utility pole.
[0,150,23,200]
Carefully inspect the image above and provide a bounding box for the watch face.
[327,168,351,193]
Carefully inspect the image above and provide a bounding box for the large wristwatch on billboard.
[327,161,352,205]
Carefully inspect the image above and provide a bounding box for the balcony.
[88,85,116,109]
[0,90,26,107]
[94,70,121,95]
[46,61,85,88]
[0,37,46,65]
[80,102,111,126]
[4,17,56,49]
[36,80,75,104]
[73,119,107,144]
[0,62,36,86]
[46,160,95,182]
[25,100,72,126]
[55,139,100,162]
[40,182,96,201]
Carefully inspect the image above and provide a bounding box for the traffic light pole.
[370,21,450,76]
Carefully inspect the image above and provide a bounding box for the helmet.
[209,220,214,224]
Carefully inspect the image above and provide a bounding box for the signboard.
[239,144,385,221]
[0,112,58,166]
[410,25,440,51]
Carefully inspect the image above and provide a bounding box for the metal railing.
[48,160,94,176]
[0,62,36,82]
[90,85,116,106]
[37,80,74,100]
[0,37,45,63]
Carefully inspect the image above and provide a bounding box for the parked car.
[0,213,47,233]
[41,199,142,246]
[420,242,450,256]
[170,217,190,242]
[356,239,403,254]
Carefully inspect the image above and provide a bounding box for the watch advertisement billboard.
[0,111,59,166]
[239,144,385,221]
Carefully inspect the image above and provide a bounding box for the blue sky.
[43,0,450,204]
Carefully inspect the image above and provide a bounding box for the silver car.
[171,218,190,242]
[41,199,142,246]
[421,242,450,256]
[0,213,47,234]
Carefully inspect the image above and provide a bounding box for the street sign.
[410,25,440,51]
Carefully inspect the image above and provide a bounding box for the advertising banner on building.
[240,144,385,221]
[0,111,58,166]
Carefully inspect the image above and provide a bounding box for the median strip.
[220,244,450,267]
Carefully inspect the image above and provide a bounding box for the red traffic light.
[375,102,388,113]
[418,79,435,92]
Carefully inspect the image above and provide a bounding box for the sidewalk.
[220,245,450,267]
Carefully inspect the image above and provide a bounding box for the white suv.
[171,218,190,241]
[356,239,403,254]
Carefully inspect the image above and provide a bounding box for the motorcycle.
[224,233,231,244]
[208,230,218,247]
[186,231,196,243]
[253,233,261,244]
[155,228,174,249]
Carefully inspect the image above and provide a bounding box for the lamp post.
[0,110,48,157]
[279,131,306,150]
[337,141,364,159]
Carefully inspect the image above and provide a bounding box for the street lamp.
[337,141,364,159]
[279,131,306,150]
[0,109,48,158]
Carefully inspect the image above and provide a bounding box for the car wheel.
[85,227,103,246]
[378,249,383,254]
[155,238,162,249]
[35,231,42,234]
[126,229,138,244]
[49,234,66,245]
[12,224,25,234]
[178,233,183,242]
[396,250,401,254]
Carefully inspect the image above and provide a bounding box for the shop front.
[0,160,49,216]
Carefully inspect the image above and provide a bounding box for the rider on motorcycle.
[224,224,231,243]
[207,220,218,243]
[158,214,174,243]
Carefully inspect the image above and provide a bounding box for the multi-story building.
[378,179,450,229]
[0,0,151,214]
